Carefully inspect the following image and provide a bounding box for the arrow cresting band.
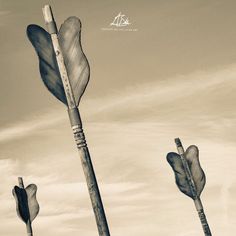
[72,125,87,148]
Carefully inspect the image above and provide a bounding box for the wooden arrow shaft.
[68,108,110,236]
[175,140,197,198]
[26,220,33,236]
[175,139,212,236]
[51,34,76,108]
[42,5,110,236]
[194,199,212,236]
[42,5,76,109]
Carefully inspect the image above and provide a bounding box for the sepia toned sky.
[0,0,236,235]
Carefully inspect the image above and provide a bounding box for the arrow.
[12,177,39,236]
[167,138,212,236]
[27,5,110,236]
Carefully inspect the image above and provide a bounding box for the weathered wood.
[18,177,24,188]
[42,5,110,236]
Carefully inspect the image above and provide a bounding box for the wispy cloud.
[0,10,11,27]
[1,64,236,144]
[0,10,10,16]
[0,108,66,143]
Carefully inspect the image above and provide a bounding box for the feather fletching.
[167,145,206,199]
[27,24,67,105]
[59,17,90,105]
[12,184,39,223]
[27,17,90,106]
[25,184,40,222]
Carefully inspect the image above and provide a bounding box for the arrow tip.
[42,5,53,23]
[18,177,24,189]
[175,138,182,147]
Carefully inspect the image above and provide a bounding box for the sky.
[0,0,236,235]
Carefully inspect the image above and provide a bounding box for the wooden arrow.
[12,177,39,236]
[167,138,212,236]
[27,5,110,236]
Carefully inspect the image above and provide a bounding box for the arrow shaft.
[176,142,197,198]
[42,5,76,109]
[26,220,33,236]
[42,5,110,236]
[175,138,212,236]
[18,177,25,188]
[68,108,110,236]
[51,34,76,108]
[194,198,212,236]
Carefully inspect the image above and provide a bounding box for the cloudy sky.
[0,0,236,235]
